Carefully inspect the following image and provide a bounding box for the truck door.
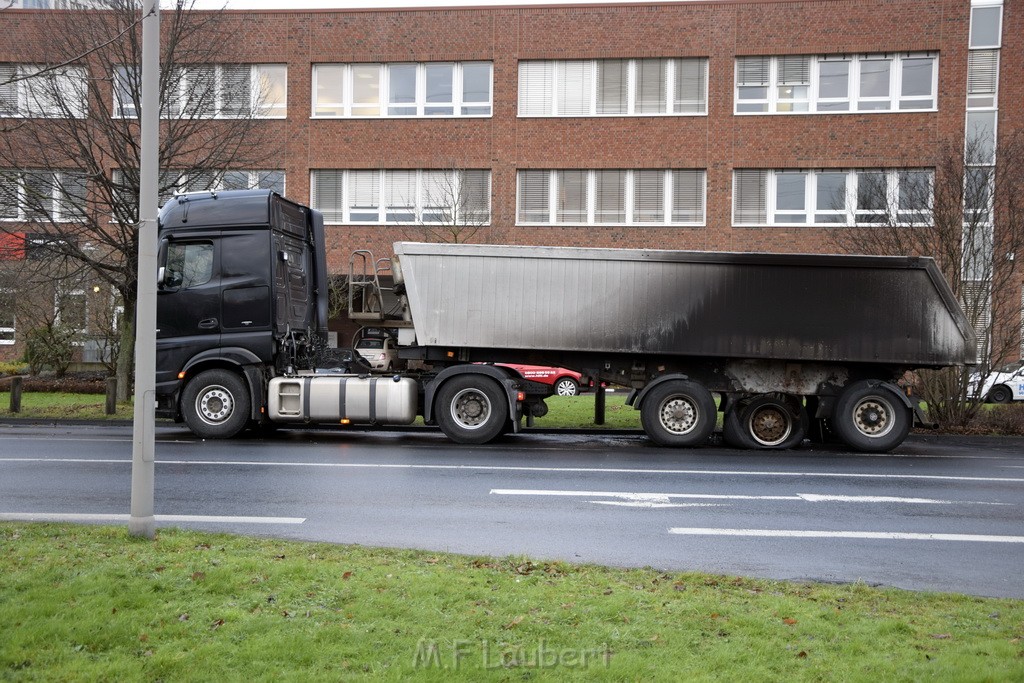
[157,238,221,374]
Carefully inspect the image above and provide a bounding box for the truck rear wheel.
[181,369,251,439]
[436,375,509,445]
[832,381,910,453]
[640,380,716,447]
[723,394,806,450]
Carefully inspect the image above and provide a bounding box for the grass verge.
[2,523,1022,680]
[0,391,134,420]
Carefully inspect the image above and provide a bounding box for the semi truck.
[155,190,977,453]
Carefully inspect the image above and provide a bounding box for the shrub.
[0,361,28,376]
[969,403,1024,435]
[22,324,77,378]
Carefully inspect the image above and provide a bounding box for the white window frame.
[0,288,14,345]
[734,53,938,115]
[731,168,933,227]
[54,288,88,336]
[515,169,706,227]
[1,64,88,118]
[969,2,1003,50]
[310,169,491,226]
[517,58,708,118]
[0,170,87,223]
[311,62,493,119]
[131,64,286,120]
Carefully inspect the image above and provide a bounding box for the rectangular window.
[966,50,998,109]
[517,169,705,226]
[519,58,707,117]
[55,289,87,334]
[310,169,491,225]
[736,53,936,114]
[733,168,933,227]
[0,289,15,344]
[146,63,286,120]
[0,64,87,118]
[312,62,492,118]
[0,170,88,222]
[970,4,1002,49]
[966,110,997,164]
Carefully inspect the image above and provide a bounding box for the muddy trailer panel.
[393,242,976,368]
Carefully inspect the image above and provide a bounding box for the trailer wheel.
[181,369,251,439]
[723,394,806,450]
[640,380,716,447]
[436,375,509,445]
[832,381,910,453]
[554,377,580,397]
[988,385,1013,404]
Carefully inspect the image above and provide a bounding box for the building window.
[735,53,937,114]
[0,289,14,345]
[113,64,287,119]
[516,169,705,226]
[966,50,999,110]
[0,170,87,222]
[55,288,87,334]
[312,62,492,118]
[0,64,88,118]
[310,169,491,225]
[969,4,1002,49]
[732,168,933,227]
[519,58,707,117]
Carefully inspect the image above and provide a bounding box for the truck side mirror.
[157,238,169,288]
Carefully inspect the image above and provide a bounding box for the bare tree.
[0,0,283,397]
[401,168,496,244]
[828,133,1024,428]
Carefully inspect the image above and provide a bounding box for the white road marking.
[590,502,726,509]
[490,489,1004,505]
[1,457,1023,484]
[0,513,305,524]
[668,528,1024,543]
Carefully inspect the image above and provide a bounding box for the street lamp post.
[128,0,160,539]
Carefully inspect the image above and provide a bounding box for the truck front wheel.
[436,375,509,444]
[832,381,910,453]
[181,369,251,439]
[640,380,716,447]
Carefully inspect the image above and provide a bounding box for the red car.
[497,364,585,397]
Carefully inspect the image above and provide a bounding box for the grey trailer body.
[393,242,975,368]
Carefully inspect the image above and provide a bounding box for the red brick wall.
[0,0,993,276]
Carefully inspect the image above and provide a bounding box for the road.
[0,423,1022,598]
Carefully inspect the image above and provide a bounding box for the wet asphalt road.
[0,423,1021,598]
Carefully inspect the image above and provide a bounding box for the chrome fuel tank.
[268,375,418,424]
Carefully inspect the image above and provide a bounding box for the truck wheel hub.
[660,398,697,434]
[198,387,233,423]
[853,399,891,436]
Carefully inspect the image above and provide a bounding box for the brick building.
[0,0,1018,361]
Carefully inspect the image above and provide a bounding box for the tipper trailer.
[155,190,977,453]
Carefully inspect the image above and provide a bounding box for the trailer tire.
[640,380,716,447]
[723,394,806,450]
[988,385,1013,404]
[832,381,911,453]
[554,377,580,397]
[181,369,251,439]
[436,375,509,445]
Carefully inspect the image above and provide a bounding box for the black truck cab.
[154,190,328,429]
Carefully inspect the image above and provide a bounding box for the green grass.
[1,524,1021,680]
[0,391,134,420]
[530,393,641,429]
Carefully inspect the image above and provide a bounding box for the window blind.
[594,170,626,223]
[557,61,593,116]
[635,59,666,114]
[633,170,664,222]
[737,56,771,85]
[671,170,704,223]
[967,50,998,95]
[734,170,768,224]
[518,170,551,222]
[596,60,628,115]
[518,62,553,116]
[674,58,706,113]
[778,56,811,85]
[556,170,587,223]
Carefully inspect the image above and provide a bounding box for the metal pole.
[129,0,159,539]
